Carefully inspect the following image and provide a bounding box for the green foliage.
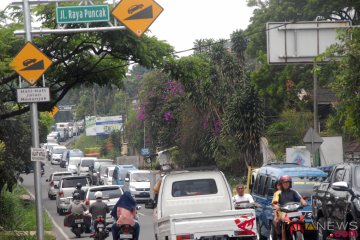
[266,109,312,159]
[0,186,52,231]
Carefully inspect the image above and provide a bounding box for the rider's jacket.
[89,200,110,220]
[273,189,301,205]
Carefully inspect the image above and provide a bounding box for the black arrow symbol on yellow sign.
[21,60,45,71]
[126,5,153,20]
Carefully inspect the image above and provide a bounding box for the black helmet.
[73,192,81,200]
[76,183,82,189]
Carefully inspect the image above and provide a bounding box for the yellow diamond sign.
[10,42,53,86]
[112,0,163,37]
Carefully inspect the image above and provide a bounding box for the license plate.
[97,224,104,228]
[287,212,302,218]
[120,234,133,238]
[74,219,84,223]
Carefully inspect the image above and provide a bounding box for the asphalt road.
[21,155,156,240]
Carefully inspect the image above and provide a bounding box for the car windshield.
[70,151,84,157]
[81,160,94,167]
[172,179,218,197]
[54,173,72,181]
[95,161,113,170]
[131,173,151,182]
[100,165,113,175]
[53,148,66,154]
[89,187,122,200]
[292,177,323,198]
[62,178,88,188]
[69,158,81,166]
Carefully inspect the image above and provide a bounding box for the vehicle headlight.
[282,203,300,211]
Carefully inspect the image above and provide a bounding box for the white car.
[123,170,151,202]
[67,157,82,174]
[79,157,97,175]
[103,166,115,185]
[51,145,67,165]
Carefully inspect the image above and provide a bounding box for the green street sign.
[56,5,110,24]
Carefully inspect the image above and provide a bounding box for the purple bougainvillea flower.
[137,105,145,122]
[163,111,172,121]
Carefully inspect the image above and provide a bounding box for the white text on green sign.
[56,5,110,24]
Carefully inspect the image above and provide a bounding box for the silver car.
[85,185,123,229]
[47,171,73,200]
[56,175,90,215]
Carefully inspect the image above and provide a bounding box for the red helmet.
[280,175,292,183]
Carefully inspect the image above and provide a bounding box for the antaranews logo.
[316,221,358,238]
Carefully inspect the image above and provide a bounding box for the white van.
[123,170,151,202]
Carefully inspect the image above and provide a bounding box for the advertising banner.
[286,147,311,166]
[85,116,97,136]
[95,115,123,136]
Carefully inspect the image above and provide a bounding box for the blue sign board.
[141,148,150,156]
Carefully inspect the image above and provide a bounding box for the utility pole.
[23,0,44,239]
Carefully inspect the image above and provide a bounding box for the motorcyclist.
[89,191,110,237]
[233,183,260,208]
[73,183,86,201]
[68,192,87,215]
[111,191,140,240]
[272,175,307,240]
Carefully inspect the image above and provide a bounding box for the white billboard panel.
[286,147,311,166]
[319,136,344,165]
[85,116,97,136]
[267,21,351,64]
[96,115,123,136]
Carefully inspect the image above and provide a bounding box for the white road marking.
[138,212,145,216]
[26,190,70,240]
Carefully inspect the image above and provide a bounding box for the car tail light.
[97,217,103,223]
[176,234,194,240]
[58,191,64,197]
[85,198,90,205]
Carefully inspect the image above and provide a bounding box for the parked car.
[60,149,84,168]
[47,171,73,200]
[145,169,258,240]
[112,165,138,186]
[252,162,327,239]
[56,175,91,215]
[312,163,360,240]
[50,145,67,165]
[123,170,151,202]
[103,166,115,185]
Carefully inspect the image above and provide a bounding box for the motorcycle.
[117,205,142,240]
[93,215,109,240]
[118,224,135,240]
[71,214,87,238]
[278,202,305,240]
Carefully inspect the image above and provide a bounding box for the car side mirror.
[46,179,49,182]
[125,178,130,182]
[145,199,156,209]
[331,181,349,191]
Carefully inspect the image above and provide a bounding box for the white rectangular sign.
[85,116,97,136]
[31,148,47,162]
[286,147,311,166]
[17,88,50,103]
[96,115,123,136]
[267,21,351,64]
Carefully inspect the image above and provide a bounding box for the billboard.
[96,116,123,136]
[85,116,97,136]
[286,147,311,166]
[85,115,123,136]
[267,21,351,64]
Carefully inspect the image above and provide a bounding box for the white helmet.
[94,191,103,199]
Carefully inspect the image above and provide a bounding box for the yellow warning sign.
[49,105,59,118]
[112,0,163,37]
[10,42,53,86]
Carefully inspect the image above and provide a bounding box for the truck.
[312,162,360,240]
[145,169,258,240]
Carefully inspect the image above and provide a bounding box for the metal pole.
[313,62,319,133]
[23,0,44,239]
[143,122,145,148]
